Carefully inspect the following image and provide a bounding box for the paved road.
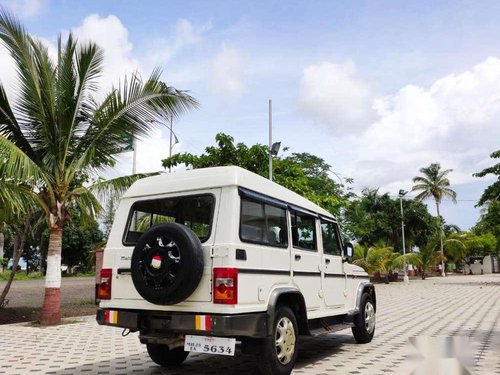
[0,274,499,375]
[0,277,95,308]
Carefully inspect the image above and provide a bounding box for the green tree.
[352,244,417,283]
[474,150,500,206]
[412,238,446,280]
[41,208,104,274]
[474,200,500,255]
[0,194,34,308]
[412,162,457,276]
[0,12,197,324]
[162,133,351,216]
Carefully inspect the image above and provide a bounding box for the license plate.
[184,335,236,356]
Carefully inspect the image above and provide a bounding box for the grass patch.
[72,299,95,306]
[0,271,44,281]
[63,271,95,278]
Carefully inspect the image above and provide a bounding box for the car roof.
[123,166,334,219]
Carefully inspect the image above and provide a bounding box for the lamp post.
[167,116,179,173]
[399,189,409,283]
[268,100,280,181]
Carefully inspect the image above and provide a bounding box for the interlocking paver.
[0,274,498,374]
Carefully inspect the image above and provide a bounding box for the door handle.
[295,255,301,261]
[325,259,330,265]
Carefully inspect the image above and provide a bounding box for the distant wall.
[464,256,498,274]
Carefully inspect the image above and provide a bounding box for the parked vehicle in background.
[96,166,376,374]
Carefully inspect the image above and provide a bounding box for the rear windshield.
[123,194,215,245]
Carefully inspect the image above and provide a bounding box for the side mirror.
[343,242,354,262]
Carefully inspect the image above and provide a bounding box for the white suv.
[97,166,376,375]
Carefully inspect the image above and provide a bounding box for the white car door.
[290,209,322,310]
[320,219,347,309]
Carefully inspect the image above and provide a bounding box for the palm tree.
[412,163,457,276]
[0,11,197,325]
[353,244,417,283]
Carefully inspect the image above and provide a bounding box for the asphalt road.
[0,277,95,324]
[0,277,95,308]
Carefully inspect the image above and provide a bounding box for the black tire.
[258,306,299,375]
[352,292,376,343]
[131,223,204,305]
[146,344,189,367]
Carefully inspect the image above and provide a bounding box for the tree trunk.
[0,228,27,308]
[40,226,63,325]
[0,231,4,273]
[435,201,445,277]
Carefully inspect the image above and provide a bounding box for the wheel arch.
[266,287,308,336]
[355,281,376,312]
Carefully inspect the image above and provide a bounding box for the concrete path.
[0,274,499,374]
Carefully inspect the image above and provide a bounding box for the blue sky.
[1,0,499,229]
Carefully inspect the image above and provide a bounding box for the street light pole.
[399,189,409,283]
[268,99,272,181]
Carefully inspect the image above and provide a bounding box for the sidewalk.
[0,274,499,374]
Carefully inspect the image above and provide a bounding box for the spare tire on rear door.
[131,223,204,305]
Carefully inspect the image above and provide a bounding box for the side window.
[321,220,342,256]
[291,211,317,251]
[240,198,288,247]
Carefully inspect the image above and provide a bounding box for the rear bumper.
[96,308,268,338]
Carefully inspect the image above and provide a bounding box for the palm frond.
[71,186,102,227]
[71,69,198,172]
[0,81,35,158]
[0,136,48,185]
[0,11,50,137]
[60,37,105,167]
[0,181,38,215]
[85,172,159,202]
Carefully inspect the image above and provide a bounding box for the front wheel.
[146,343,189,367]
[258,306,299,375]
[352,292,376,343]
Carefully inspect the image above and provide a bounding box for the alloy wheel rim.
[365,301,376,334]
[275,316,296,365]
[138,235,181,290]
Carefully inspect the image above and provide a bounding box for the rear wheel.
[146,344,189,367]
[258,306,299,375]
[352,292,376,343]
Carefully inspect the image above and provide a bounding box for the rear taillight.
[213,268,238,304]
[97,268,112,300]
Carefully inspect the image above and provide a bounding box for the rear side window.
[321,220,342,256]
[123,194,215,245]
[291,211,317,251]
[240,198,288,247]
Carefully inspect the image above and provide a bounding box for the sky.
[0,0,499,229]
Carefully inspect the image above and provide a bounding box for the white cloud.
[0,44,17,101]
[145,19,211,68]
[71,14,139,93]
[297,61,377,134]
[342,57,500,192]
[207,45,246,97]
[0,0,43,18]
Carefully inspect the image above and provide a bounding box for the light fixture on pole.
[399,189,409,283]
[268,99,281,181]
[167,116,179,173]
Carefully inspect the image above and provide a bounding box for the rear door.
[290,209,322,310]
[112,189,220,302]
[320,219,347,309]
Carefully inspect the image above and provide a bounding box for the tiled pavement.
[0,274,499,374]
